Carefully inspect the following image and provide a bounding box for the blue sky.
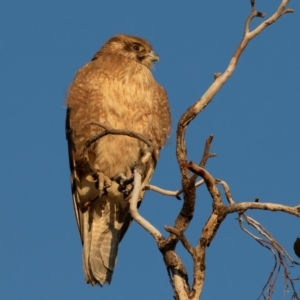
[1,1,300,299]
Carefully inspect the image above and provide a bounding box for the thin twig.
[226,202,300,217]
[85,121,153,151]
[199,135,216,168]
[239,213,300,299]
[189,135,216,203]
[144,179,205,200]
[215,179,235,204]
[129,166,164,243]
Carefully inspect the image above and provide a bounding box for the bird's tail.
[81,183,129,286]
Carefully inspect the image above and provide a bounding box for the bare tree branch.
[226,202,300,217]
[239,213,300,299]
[144,179,205,199]
[199,135,216,168]
[215,179,235,204]
[85,121,153,151]
[163,2,296,296]
[130,166,164,243]
[165,226,195,257]
[82,1,297,299]
[182,161,223,207]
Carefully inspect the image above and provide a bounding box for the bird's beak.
[148,50,159,62]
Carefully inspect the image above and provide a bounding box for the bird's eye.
[133,45,140,51]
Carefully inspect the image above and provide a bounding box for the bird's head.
[94,34,159,69]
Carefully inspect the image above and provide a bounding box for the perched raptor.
[66,34,171,286]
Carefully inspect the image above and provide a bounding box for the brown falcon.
[66,34,171,286]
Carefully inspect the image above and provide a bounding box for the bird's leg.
[85,162,112,196]
[97,172,112,194]
[81,170,112,210]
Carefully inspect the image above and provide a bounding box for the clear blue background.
[1,1,299,299]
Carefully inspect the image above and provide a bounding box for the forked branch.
[168,1,296,299]
[87,1,297,299]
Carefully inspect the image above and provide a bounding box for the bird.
[65,34,171,286]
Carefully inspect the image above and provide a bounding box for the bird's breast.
[88,67,156,177]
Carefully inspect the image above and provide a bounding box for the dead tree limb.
[162,1,296,299]
[85,1,298,299]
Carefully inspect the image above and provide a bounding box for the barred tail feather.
[82,189,126,286]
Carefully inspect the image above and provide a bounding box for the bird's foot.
[97,172,112,192]
[112,173,134,186]
[86,170,112,196]
[78,173,111,210]
[112,169,134,197]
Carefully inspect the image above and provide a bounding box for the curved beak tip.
[149,51,159,62]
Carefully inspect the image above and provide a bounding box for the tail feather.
[82,184,128,286]
[89,228,119,285]
[82,211,95,284]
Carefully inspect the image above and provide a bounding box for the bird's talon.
[94,172,112,192]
